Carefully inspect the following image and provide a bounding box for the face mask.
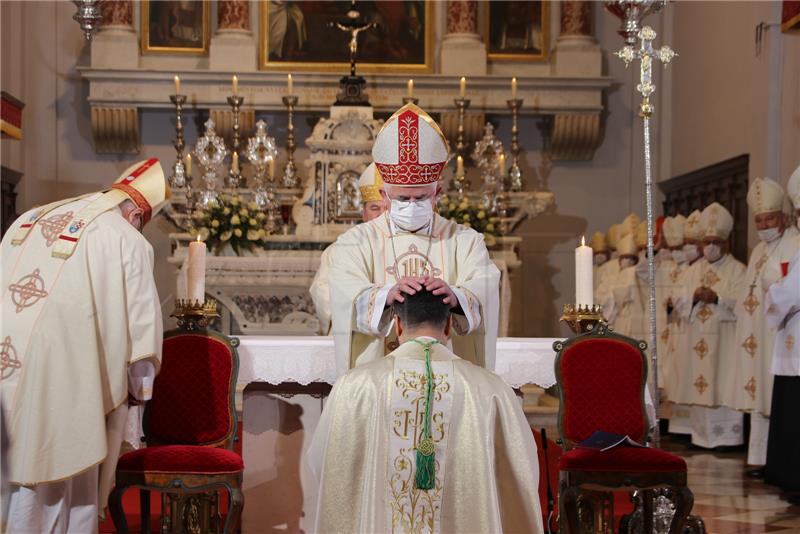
[620,257,636,269]
[683,243,700,263]
[390,198,433,231]
[703,244,722,263]
[757,227,781,243]
[671,249,686,264]
[593,253,608,266]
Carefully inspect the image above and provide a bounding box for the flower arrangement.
[190,194,268,255]
[437,194,497,236]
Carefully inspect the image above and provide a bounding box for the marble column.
[552,1,601,77]
[440,0,487,76]
[210,0,257,71]
[91,0,138,69]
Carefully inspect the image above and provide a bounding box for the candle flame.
[581,235,585,246]
[196,234,202,242]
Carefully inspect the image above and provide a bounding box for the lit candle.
[232,152,239,174]
[459,77,466,98]
[174,75,180,95]
[511,77,518,100]
[575,236,594,307]
[498,153,506,177]
[184,153,192,176]
[269,158,276,180]
[287,73,293,95]
[456,155,464,176]
[187,235,207,304]
[232,75,238,96]
[407,79,414,98]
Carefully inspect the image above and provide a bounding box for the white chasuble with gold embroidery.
[1,200,162,488]
[672,255,746,408]
[765,244,800,377]
[731,227,799,415]
[308,341,543,534]
[329,214,500,375]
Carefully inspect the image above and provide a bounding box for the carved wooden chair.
[109,329,244,534]
[553,325,693,534]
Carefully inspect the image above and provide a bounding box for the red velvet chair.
[109,329,244,534]
[553,326,693,534]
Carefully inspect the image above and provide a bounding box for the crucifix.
[330,1,378,76]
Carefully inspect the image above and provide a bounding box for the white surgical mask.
[620,257,636,269]
[671,249,686,264]
[390,198,433,231]
[683,243,700,263]
[593,253,608,266]
[703,244,722,263]
[757,227,781,243]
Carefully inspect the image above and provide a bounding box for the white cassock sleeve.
[766,250,800,330]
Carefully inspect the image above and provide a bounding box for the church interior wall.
[2,0,752,339]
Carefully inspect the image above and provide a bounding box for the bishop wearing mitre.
[1,160,166,532]
[672,202,746,448]
[329,104,500,375]
[731,177,799,469]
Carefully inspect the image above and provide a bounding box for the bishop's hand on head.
[386,276,427,305]
[423,276,458,308]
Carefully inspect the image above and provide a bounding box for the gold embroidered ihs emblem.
[702,270,720,287]
[741,335,758,357]
[787,335,795,351]
[743,292,760,315]
[39,210,73,247]
[744,377,757,401]
[694,374,709,395]
[693,339,709,359]
[697,304,713,323]
[386,244,442,280]
[8,268,49,313]
[1,336,22,380]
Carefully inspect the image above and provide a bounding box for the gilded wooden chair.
[553,325,693,533]
[109,329,244,534]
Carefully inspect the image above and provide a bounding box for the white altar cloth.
[236,336,561,389]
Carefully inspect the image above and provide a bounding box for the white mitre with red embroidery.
[372,103,450,186]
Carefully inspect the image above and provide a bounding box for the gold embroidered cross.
[694,375,709,395]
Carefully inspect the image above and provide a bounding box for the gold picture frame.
[484,1,550,62]
[259,1,434,73]
[141,0,210,56]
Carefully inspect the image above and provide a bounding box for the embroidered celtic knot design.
[1,336,21,380]
[8,268,49,313]
[693,339,708,359]
[694,374,709,395]
[744,376,757,401]
[741,334,758,357]
[39,210,74,247]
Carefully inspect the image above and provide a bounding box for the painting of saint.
[142,0,209,54]
[486,1,549,61]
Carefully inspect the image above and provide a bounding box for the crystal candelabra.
[506,98,524,192]
[193,119,227,208]
[244,120,279,232]
[454,97,471,160]
[226,94,244,189]
[281,95,300,189]
[169,93,189,191]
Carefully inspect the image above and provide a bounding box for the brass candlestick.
[169,94,188,189]
[507,98,524,191]
[281,95,300,189]
[226,95,244,189]
[171,298,220,331]
[560,304,607,334]
[454,97,471,160]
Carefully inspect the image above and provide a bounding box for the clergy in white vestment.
[309,162,387,333]
[1,159,166,533]
[606,233,643,336]
[666,209,704,435]
[672,203,746,448]
[308,287,543,534]
[595,216,638,320]
[328,104,500,375]
[732,177,799,467]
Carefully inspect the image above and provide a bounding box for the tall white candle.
[498,153,506,177]
[174,75,180,95]
[232,75,238,96]
[456,155,464,176]
[459,77,466,98]
[575,235,593,307]
[407,78,414,98]
[232,151,239,174]
[287,73,293,94]
[511,77,518,100]
[185,153,192,176]
[187,236,207,304]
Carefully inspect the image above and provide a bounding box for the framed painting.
[260,1,433,72]
[141,0,210,55]
[484,1,550,61]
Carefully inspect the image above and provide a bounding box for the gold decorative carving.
[549,113,602,161]
[90,106,139,154]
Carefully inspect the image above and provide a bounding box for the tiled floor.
[664,436,800,533]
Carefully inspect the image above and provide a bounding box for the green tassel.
[415,438,436,490]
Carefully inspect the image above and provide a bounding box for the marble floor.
[665,436,800,533]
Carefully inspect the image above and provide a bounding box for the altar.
[234,336,560,533]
